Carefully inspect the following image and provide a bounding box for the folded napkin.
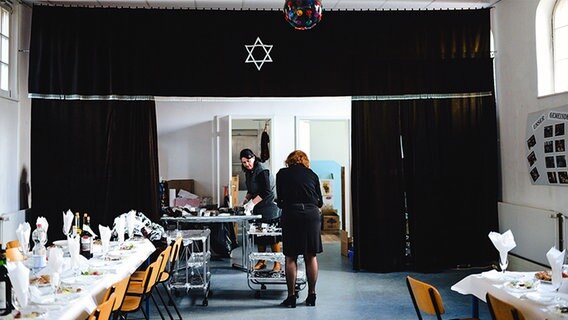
[82,224,98,238]
[63,210,74,236]
[488,230,516,268]
[99,225,111,254]
[37,216,49,233]
[115,216,125,244]
[127,210,136,238]
[6,261,30,308]
[547,247,566,289]
[67,235,87,270]
[16,222,31,254]
[47,246,64,274]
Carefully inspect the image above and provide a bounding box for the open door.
[215,115,232,206]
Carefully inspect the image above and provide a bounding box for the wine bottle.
[80,215,93,259]
[0,245,13,316]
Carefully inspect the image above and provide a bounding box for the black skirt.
[281,204,323,256]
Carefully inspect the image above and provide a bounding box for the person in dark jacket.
[240,148,282,272]
[276,150,323,308]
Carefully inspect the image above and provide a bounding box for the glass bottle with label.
[80,215,93,259]
[0,245,13,315]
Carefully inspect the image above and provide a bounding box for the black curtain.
[31,99,159,242]
[29,6,492,97]
[352,100,407,272]
[351,96,498,272]
[401,96,498,271]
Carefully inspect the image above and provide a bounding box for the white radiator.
[497,202,564,266]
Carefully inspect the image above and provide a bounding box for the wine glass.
[499,255,508,273]
[51,272,60,296]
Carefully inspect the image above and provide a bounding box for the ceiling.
[21,0,500,10]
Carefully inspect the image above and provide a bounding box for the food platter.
[503,279,539,293]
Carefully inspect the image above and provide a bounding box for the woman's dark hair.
[240,148,264,171]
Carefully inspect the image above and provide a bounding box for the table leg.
[472,296,479,318]
[232,220,248,272]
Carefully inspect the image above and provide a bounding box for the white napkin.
[488,230,516,268]
[63,210,74,235]
[37,216,49,233]
[67,235,87,270]
[547,247,566,289]
[47,246,64,274]
[127,210,136,238]
[99,225,112,254]
[82,224,98,238]
[115,216,125,244]
[6,261,30,308]
[16,222,31,254]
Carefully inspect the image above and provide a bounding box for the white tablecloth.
[452,270,568,320]
[12,238,155,319]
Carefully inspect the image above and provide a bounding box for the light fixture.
[283,0,323,31]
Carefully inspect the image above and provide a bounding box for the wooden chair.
[406,276,478,320]
[6,239,20,249]
[102,275,131,317]
[88,292,116,320]
[120,255,164,320]
[6,247,24,262]
[486,292,526,320]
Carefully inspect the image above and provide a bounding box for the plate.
[504,279,539,292]
[53,240,68,247]
[547,304,568,317]
[526,292,562,305]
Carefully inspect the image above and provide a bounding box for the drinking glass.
[51,272,60,296]
[499,256,508,273]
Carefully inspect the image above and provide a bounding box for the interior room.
[1,0,568,318]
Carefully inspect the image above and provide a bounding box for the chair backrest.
[158,245,172,275]
[170,236,183,264]
[406,276,445,319]
[6,247,24,262]
[6,240,20,249]
[486,292,526,320]
[145,255,164,294]
[89,292,116,320]
[102,275,131,313]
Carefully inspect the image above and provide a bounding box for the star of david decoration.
[244,37,273,71]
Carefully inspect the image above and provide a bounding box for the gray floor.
[138,242,493,320]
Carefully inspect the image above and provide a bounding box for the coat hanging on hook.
[261,122,270,161]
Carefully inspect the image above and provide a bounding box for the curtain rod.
[33,3,489,11]
[28,93,154,101]
[352,91,493,101]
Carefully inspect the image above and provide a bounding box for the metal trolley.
[247,225,306,298]
[168,229,212,306]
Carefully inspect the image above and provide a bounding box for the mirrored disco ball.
[283,0,323,30]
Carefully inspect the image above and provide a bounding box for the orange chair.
[120,255,164,319]
[6,247,24,262]
[406,276,478,320]
[88,292,116,320]
[6,240,20,249]
[486,292,526,320]
[102,275,131,318]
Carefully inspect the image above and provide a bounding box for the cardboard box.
[173,198,201,207]
[340,230,350,256]
[323,213,340,231]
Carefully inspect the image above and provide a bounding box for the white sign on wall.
[526,106,568,185]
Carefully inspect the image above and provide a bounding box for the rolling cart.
[168,228,212,306]
[247,225,306,298]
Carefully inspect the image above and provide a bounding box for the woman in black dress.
[240,148,282,272]
[276,150,323,308]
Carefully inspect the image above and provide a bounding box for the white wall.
[494,0,568,213]
[156,97,351,201]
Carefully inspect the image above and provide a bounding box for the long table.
[452,270,568,319]
[160,214,262,271]
[11,238,155,319]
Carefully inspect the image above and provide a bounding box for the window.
[553,0,568,93]
[0,6,9,94]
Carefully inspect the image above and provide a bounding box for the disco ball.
[283,0,323,31]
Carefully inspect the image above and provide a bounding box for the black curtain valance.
[29,6,492,97]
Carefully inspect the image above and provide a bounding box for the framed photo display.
[526,107,568,185]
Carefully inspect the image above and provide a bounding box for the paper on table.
[488,229,516,268]
[546,247,565,290]
[6,261,30,308]
[178,189,199,199]
[63,210,74,236]
[16,222,31,253]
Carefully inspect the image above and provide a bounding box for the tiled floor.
[134,241,491,320]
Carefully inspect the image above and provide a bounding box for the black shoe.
[305,293,316,306]
[281,295,296,308]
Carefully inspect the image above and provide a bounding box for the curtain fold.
[352,100,407,272]
[31,99,159,242]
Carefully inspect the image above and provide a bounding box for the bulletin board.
[526,106,568,185]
